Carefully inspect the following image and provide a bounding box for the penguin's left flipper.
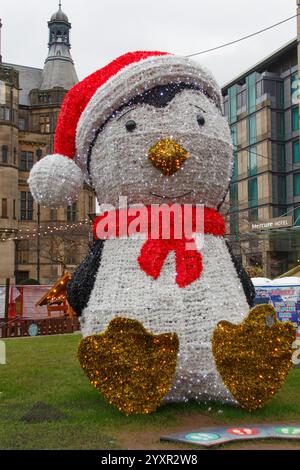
[78,317,179,415]
[225,240,256,307]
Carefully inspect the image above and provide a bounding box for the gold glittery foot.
[78,317,179,415]
[212,304,296,411]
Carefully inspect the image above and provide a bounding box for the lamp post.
[0,19,2,63]
[37,204,41,283]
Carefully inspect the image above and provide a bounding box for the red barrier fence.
[0,316,80,338]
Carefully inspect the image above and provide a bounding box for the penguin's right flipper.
[67,239,104,317]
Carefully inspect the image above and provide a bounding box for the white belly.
[81,235,249,404]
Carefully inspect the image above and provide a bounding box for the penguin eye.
[197,114,205,126]
[125,120,137,132]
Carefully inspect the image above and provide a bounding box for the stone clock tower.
[0,3,95,285]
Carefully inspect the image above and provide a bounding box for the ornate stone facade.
[0,5,95,284]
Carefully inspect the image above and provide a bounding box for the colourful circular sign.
[185,432,221,442]
[226,428,259,436]
[274,426,300,436]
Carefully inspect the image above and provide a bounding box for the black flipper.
[225,240,256,308]
[67,239,105,317]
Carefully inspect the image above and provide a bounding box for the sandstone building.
[0,4,95,284]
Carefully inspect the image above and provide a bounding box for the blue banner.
[255,285,300,337]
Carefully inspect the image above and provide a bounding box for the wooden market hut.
[277,265,300,278]
[36,272,75,317]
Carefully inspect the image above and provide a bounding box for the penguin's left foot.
[78,317,179,415]
[212,304,296,411]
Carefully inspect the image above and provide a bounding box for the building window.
[274,81,284,108]
[246,73,256,114]
[13,147,17,165]
[50,209,57,221]
[292,107,299,132]
[248,177,258,208]
[248,115,256,145]
[228,86,237,124]
[1,199,8,218]
[224,99,229,116]
[0,107,11,121]
[38,93,50,104]
[230,182,238,212]
[248,147,257,177]
[2,145,8,163]
[20,151,34,171]
[278,176,286,204]
[230,126,238,181]
[230,213,239,236]
[248,207,258,221]
[248,176,258,221]
[256,81,263,99]
[36,148,43,160]
[293,140,300,164]
[294,173,300,197]
[16,271,30,284]
[230,126,237,148]
[294,206,300,226]
[232,155,238,182]
[88,196,94,213]
[17,241,30,264]
[271,112,285,140]
[264,79,276,97]
[67,203,76,222]
[66,252,77,265]
[40,116,50,133]
[13,199,16,219]
[276,144,286,171]
[237,90,246,110]
[278,113,285,140]
[291,74,299,102]
[20,191,33,221]
[19,118,26,131]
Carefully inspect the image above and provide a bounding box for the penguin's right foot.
[78,317,179,415]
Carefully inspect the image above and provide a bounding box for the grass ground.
[0,333,300,450]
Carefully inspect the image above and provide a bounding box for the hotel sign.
[250,216,293,232]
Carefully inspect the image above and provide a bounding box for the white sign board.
[0,287,5,319]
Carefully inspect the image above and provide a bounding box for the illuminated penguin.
[29,52,294,414]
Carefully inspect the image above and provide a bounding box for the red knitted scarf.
[93,206,225,288]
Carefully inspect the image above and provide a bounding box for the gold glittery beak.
[148,139,189,176]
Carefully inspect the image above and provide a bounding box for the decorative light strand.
[0,219,91,242]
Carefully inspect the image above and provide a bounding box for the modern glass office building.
[222,38,300,277]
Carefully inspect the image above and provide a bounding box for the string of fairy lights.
[0,219,91,242]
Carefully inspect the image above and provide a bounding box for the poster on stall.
[255,285,300,337]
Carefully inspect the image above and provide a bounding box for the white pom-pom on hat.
[28,154,84,209]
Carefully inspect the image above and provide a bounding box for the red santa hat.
[28,50,222,208]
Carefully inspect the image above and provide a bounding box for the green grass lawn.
[0,334,300,450]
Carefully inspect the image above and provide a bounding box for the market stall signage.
[255,285,300,337]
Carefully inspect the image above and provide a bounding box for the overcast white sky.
[0,0,298,86]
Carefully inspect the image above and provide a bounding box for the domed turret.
[40,1,78,90]
[50,2,69,23]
